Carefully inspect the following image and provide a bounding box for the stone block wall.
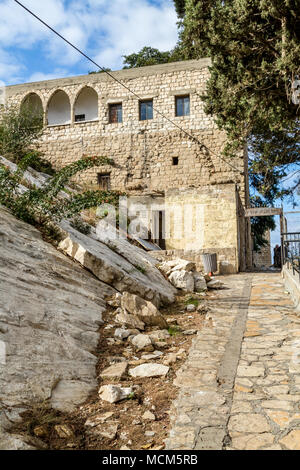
[5,59,251,272]
[6,59,248,203]
[252,230,272,267]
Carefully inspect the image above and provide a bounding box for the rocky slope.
[0,203,177,449]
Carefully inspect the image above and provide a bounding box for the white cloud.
[27,69,69,83]
[0,0,178,84]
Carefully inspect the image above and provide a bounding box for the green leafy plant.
[0,104,43,162]
[168,326,181,336]
[0,154,121,241]
[184,297,199,307]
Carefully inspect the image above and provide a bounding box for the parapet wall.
[283,266,300,313]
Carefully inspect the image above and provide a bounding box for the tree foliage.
[176,0,300,200]
[122,46,182,68]
[0,154,121,241]
[0,104,43,162]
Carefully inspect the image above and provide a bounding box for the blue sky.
[0,0,178,85]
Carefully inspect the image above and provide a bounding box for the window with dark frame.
[139,99,153,121]
[175,95,190,117]
[109,103,122,123]
[75,114,86,122]
[172,157,179,166]
[97,173,111,190]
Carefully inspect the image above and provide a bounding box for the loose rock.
[100,362,128,379]
[129,363,169,378]
[121,292,168,329]
[168,270,195,293]
[131,334,153,352]
[142,411,156,421]
[115,311,145,330]
[98,385,134,403]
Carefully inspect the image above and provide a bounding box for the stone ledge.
[282,265,300,312]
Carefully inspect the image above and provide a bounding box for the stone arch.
[47,89,71,126]
[74,86,98,122]
[21,92,44,118]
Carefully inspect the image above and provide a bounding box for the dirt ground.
[12,292,210,450]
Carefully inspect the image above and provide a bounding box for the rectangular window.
[139,100,153,121]
[175,95,190,117]
[75,114,86,122]
[109,103,122,123]
[97,173,111,191]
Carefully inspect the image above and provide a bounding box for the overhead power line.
[14,0,243,175]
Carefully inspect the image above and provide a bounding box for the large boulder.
[115,310,145,330]
[159,259,196,276]
[168,270,195,292]
[59,221,176,307]
[193,272,207,292]
[0,207,116,448]
[121,292,168,329]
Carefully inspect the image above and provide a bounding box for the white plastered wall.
[48,90,71,125]
[74,87,98,122]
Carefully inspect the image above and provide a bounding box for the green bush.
[0,105,43,162]
[0,154,121,241]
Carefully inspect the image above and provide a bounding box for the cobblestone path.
[165,272,300,450]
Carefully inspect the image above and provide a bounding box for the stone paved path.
[166,272,300,450]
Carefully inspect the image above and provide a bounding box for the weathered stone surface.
[186,304,196,312]
[121,292,168,329]
[59,221,176,306]
[129,363,169,378]
[0,207,118,448]
[279,430,300,450]
[148,330,170,342]
[51,380,96,412]
[228,414,271,433]
[141,351,163,360]
[193,273,207,292]
[159,259,196,276]
[98,385,133,403]
[115,311,145,330]
[168,270,195,292]
[206,280,224,290]
[142,411,156,421]
[100,362,128,379]
[131,334,153,352]
[231,433,274,450]
[114,328,131,340]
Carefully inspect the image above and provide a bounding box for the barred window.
[97,173,111,190]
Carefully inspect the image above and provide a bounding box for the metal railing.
[282,232,300,279]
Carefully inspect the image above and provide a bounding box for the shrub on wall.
[0,104,55,175]
[0,154,121,242]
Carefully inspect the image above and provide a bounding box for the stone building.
[5,59,252,273]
